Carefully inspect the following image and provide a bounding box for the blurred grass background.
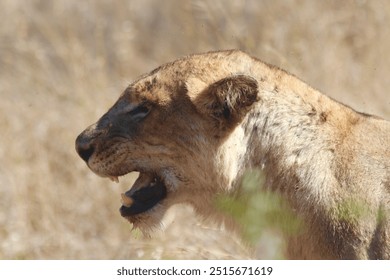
[0,0,389,259]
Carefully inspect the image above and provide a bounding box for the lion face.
[75,51,258,230]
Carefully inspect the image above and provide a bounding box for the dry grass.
[0,0,389,259]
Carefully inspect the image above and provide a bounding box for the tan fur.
[76,50,390,259]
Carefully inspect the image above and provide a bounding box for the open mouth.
[110,172,167,217]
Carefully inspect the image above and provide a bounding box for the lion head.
[75,50,258,231]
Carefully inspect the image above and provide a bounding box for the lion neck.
[234,86,343,208]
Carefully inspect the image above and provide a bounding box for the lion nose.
[75,132,95,163]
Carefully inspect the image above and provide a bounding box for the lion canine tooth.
[109,176,119,183]
[121,193,133,207]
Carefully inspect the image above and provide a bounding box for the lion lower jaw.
[118,172,168,215]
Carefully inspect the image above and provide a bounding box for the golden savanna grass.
[0,0,389,259]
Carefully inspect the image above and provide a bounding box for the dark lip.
[119,177,167,216]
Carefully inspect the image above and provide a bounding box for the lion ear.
[189,75,258,128]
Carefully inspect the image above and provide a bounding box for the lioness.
[76,50,390,259]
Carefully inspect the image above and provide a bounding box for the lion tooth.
[121,193,133,207]
[109,176,119,183]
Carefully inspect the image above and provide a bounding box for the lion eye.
[127,105,150,121]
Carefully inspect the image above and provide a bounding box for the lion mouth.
[115,172,167,217]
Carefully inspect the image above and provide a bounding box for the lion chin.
[111,172,171,233]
